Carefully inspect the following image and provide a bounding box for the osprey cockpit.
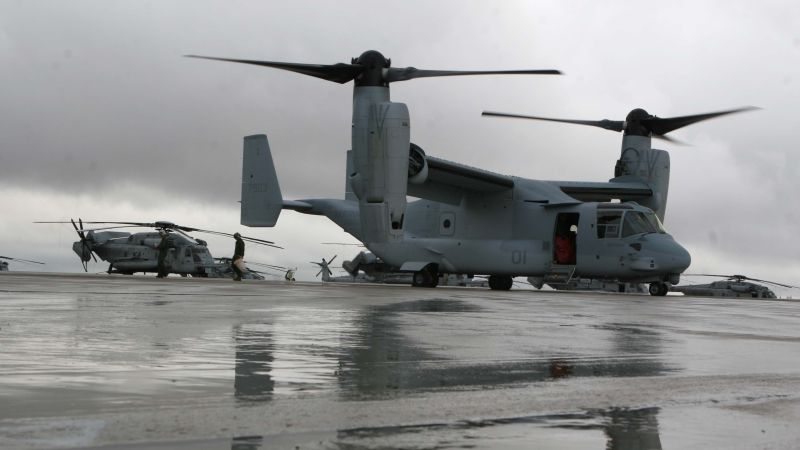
[575,202,691,295]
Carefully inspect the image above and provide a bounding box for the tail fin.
[241,134,283,227]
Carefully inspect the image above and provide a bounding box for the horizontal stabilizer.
[241,135,283,227]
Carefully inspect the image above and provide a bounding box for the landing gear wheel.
[412,266,439,288]
[412,271,429,287]
[649,282,669,296]
[488,275,513,291]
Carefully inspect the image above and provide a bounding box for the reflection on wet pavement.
[3,274,800,449]
[225,407,662,450]
[256,299,678,399]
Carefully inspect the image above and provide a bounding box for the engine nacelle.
[408,143,428,184]
[351,100,410,242]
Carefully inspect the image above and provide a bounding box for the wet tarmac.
[2,272,800,449]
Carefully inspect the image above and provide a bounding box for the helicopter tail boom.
[241,134,283,227]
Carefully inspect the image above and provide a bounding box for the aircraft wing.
[552,179,653,202]
[407,156,515,204]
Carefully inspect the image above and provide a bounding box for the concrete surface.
[2,272,800,449]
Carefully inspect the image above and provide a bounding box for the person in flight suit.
[231,232,245,281]
[156,230,171,278]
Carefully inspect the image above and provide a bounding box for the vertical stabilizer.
[241,134,283,227]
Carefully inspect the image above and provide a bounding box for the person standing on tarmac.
[231,232,245,281]
[156,230,171,278]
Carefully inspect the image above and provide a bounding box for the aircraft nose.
[665,240,691,273]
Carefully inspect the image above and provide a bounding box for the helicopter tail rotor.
[312,255,337,279]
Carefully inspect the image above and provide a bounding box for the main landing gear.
[412,265,439,288]
[488,275,513,291]
[649,282,669,296]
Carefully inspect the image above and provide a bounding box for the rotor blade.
[244,261,289,270]
[239,236,282,249]
[70,219,86,240]
[329,255,337,265]
[0,256,45,264]
[642,106,759,136]
[73,225,142,233]
[187,228,279,246]
[687,273,735,278]
[185,55,363,84]
[386,67,561,83]
[90,250,98,263]
[738,276,798,289]
[482,111,624,132]
[75,221,156,227]
[316,269,322,277]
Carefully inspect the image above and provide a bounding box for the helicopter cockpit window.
[621,211,667,237]
[597,211,622,238]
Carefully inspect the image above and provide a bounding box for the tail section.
[241,134,283,227]
[613,135,670,222]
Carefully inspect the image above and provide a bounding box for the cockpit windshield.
[621,211,666,237]
[597,207,666,239]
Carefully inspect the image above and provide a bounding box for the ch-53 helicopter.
[189,50,751,295]
[0,256,45,272]
[670,274,798,299]
[35,219,280,277]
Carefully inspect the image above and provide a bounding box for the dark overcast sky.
[1,1,798,292]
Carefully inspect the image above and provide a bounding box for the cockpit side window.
[597,211,622,238]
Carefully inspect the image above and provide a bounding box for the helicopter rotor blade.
[316,269,323,278]
[641,106,760,136]
[483,106,758,139]
[0,256,45,265]
[185,55,364,84]
[70,218,86,240]
[482,111,624,132]
[188,54,561,85]
[735,276,798,289]
[243,261,289,270]
[329,255,337,265]
[385,67,561,83]
[186,227,282,249]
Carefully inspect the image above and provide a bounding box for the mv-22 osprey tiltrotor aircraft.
[35,219,280,276]
[189,50,752,295]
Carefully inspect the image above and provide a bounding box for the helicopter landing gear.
[412,265,439,288]
[649,282,669,296]
[488,275,513,291]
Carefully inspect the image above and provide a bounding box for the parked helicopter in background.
[34,219,280,277]
[191,50,752,294]
[670,274,798,299]
[211,257,291,280]
[0,256,45,272]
